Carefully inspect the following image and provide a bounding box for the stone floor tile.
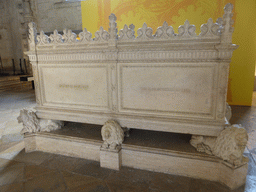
[13,149,53,165]
[40,154,87,172]
[188,179,246,192]
[0,158,19,168]
[24,170,66,192]
[73,159,113,180]
[25,164,55,180]
[0,162,25,186]
[148,172,191,192]
[246,154,256,176]
[104,167,152,192]
[0,141,25,160]
[62,171,110,192]
[188,179,230,192]
[244,175,256,192]
[0,182,24,192]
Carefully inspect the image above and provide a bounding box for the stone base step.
[24,123,248,190]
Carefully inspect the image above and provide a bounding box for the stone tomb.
[20,3,248,189]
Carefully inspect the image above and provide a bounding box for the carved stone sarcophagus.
[23,4,248,168]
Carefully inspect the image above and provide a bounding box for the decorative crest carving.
[109,13,118,40]
[155,21,175,39]
[37,31,49,45]
[63,29,77,43]
[49,30,63,44]
[28,22,37,49]
[94,27,110,42]
[178,20,196,37]
[199,18,220,37]
[137,23,153,40]
[118,24,135,40]
[79,28,92,43]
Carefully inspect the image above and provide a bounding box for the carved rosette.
[101,120,124,151]
[49,30,63,44]
[37,31,49,45]
[178,20,196,37]
[136,23,153,40]
[118,24,135,41]
[79,28,92,43]
[190,124,248,167]
[18,109,63,134]
[155,21,175,39]
[63,29,77,43]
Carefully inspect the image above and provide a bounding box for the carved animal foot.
[190,124,248,167]
[18,109,63,134]
[101,120,124,151]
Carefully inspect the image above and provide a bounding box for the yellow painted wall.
[81,0,256,106]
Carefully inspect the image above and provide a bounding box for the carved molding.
[190,124,248,166]
[18,109,63,134]
[101,120,124,150]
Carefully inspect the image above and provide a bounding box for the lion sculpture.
[18,109,63,134]
[190,124,248,166]
[101,120,124,150]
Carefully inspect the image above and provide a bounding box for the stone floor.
[0,89,255,192]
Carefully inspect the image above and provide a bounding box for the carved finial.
[28,22,37,50]
[118,24,135,40]
[109,13,118,40]
[199,18,220,37]
[129,24,135,30]
[94,27,110,42]
[221,3,234,43]
[49,30,63,44]
[63,29,77,43]
[155,21,175,39]
[178,20,196,37]
[79,28,92,43]
[137,23,153,40]
[37,31,49,45]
